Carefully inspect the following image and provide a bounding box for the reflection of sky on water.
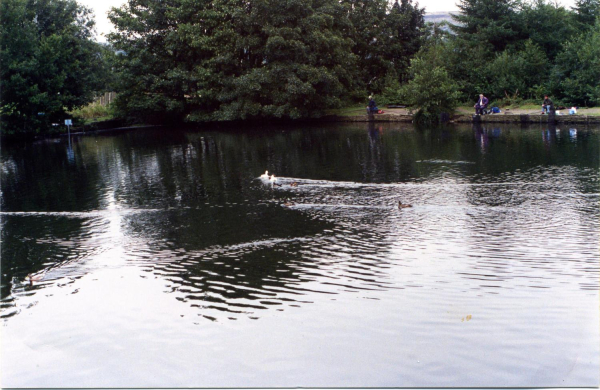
[1,124,598,387]
[570,128,578,141]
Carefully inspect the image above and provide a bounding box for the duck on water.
[25,271,46,285]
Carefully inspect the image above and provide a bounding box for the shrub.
[70,102,114,121]
[397,57,461,122]
[552,20,600,107]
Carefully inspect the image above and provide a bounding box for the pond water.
[1,123,599,387]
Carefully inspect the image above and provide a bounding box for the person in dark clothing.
[474,94,489,115]
[367,96,378,113]
[541,95,553,114]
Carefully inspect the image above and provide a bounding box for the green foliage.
[552,20,600,106]
[397,55,461,123]
[379,77,402,106]
[482,41,549,100]
[519,0,579,61]
[213,0,357,120]
[108,0,225,123]
[4,0,599,130]
[0,0,111,134]
[69,101,114,120]
[573,0,600,30]
[342,0,425,94]
[450,0,522,52]
[441,0,600,107]
[383,0,425,84]
[109,0,363,122]
[341,0,389,94]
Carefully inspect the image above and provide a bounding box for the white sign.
[65,119,72,126]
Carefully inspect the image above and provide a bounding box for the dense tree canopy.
[0,0,110,134]
[397,49,461,122]
[108,0,425,122]
[341,0,424,94]
[451,0,523,52]
[552,19,600,106]
[432,0,600,105]
[519,0,579,61]
[3,0,599,132]
[573,0,600,28]
[109,0,363,121]
[107,0,227,123]
[213,0,357,120]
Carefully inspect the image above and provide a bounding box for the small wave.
[269,176,579,189]
[290,203,391,210]
[202,236,314,254]
[416,159,476,164]
[0,209,165,218]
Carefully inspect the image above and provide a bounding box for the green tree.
[483,40,549,100]
[519,0,579,61]
[438,37,491,100]
[213,0,357,120]
[397,48,461,123]
[552,19,600,106]
[573,0,600,30]
[384,0,425,84]
[108,0,228,123]
[432,0,600,106]
[341,0,391,94]
[341,0,424,94]
[1,0,109,134]
[450,0,523,53]
[109,0,357,122]
[445,0,525,100]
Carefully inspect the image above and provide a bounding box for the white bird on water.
[269,175,277,183]
[260,171,269,179]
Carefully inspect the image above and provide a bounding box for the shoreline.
[324,113,600,124]
[3,113,599,142]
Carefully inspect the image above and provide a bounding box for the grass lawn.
[81,115,114,124]
[326,103,600,117]
[581,107,600,116]
[457,104,600,116]
[325,106,368,116]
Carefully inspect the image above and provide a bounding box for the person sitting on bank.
[474,94,489,115]
[541,95,553,114]
[367,95,378,113]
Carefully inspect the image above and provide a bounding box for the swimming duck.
[260,171,269,179]
[398,201,412,209]
[269,175,277,183]
[290,182,299,187]
[25,271,46,285]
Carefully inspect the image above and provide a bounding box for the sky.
[82,0,578,42]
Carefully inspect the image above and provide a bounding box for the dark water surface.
[1,123,598,387]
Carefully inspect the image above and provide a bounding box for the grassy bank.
[456,104,600,116]
[69,102,116,124]
[328,103,600,118]
[326,106,370,117]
